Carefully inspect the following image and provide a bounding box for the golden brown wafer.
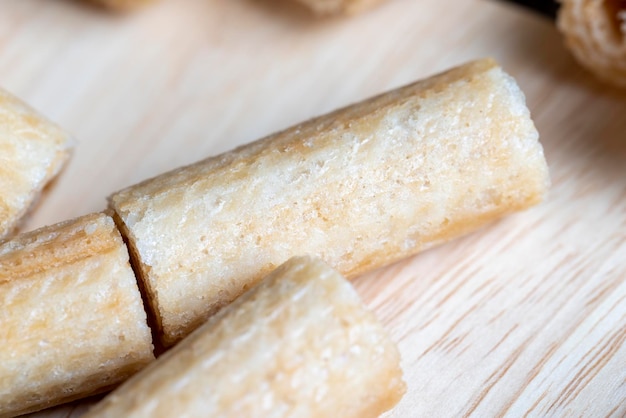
[0,213,154,417]
[84,256,405,418]
[558,0,626,87]
[110,58,550,346]
[0,88,73,240]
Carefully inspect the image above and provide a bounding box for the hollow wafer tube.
[84,256,405,418]
[110,58,550,346]
[0,213,154,418]
[0,88,73,240]
[558,0,626,87]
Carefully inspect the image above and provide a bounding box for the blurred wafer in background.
[291,0,387,15]
[86,0,157,11]
[507,0,626,87]
[294,0,626,88]
[557,0,626,87]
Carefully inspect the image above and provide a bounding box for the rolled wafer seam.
[109,58,550,347]
[84,256,405,418]
[0,88,74,240]
[0,213,154,418]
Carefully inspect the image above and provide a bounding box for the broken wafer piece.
[292,0,388,15]
[84,256,405,418]
[0,213,154,418]
[558,0,626,87]
[110,58,550,346]
[0,88,73,240]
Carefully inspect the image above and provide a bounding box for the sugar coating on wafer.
[558,0,626,87]
[110,58,550,346]
[0,88,73,240]
[84,256,405,418]
[0,213,154,418]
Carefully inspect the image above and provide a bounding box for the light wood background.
[1,0,625,416]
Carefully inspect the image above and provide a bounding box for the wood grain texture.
[0,0,624,416]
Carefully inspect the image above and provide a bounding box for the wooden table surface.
[2,0,625,416]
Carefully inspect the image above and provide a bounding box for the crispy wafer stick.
[558,0,626,87]
[0,213,154,418]
[84,256,405,418]
[110,58,550,346]
[0,88,73,240]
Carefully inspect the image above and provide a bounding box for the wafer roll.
[292,0,388,15]
[85,256,405,418]
[110,58,550,346]
[0,88,73,240]
[558,0,626,87]
[0,213,154,418]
